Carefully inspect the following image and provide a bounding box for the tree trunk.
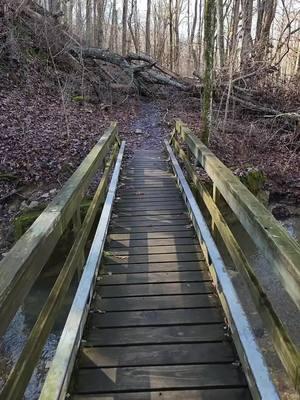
[86,0,92,46]
[68,0,74,28]
[190,0,198,71]
[255,0,263,43]
[109,0,116,51]
[228,0,240,63]
[96,0,105,47]
[255,0,276,62]
[145,0,151,54]
[187,0,191,72]
[169,0,173,70]
[122,0,128,55]
[49,0,60,14]
[128,0,139,52]
[174,0,180,72]
[197,0,203,72]
[240,0,253,70]
[202,0,216,144]
[217,0,224,67]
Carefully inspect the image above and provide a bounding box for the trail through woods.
[0,0,299,256]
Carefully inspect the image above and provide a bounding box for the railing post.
[72,206,86,280]
[212,183,221,235]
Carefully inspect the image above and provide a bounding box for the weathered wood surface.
[176,120,300,310]
[91,293,218,311]
[70,150,251,399]
[75,364,247,393]
[0,123,118,337]
[0,142,120,400]
[72,389,252,400]
[79,342,235,367]
[172,126,300,389]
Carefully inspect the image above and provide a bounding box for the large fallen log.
[15,1,300,122]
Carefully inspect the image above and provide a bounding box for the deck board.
[75,364,247,393]
[83,324,226,346]
[72,388,251,399]
[91,294,218,311]
[97,282,214,297]
[98,271,211,285]
[70,149,251,400]
[79,342,235,367]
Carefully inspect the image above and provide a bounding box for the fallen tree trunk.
[16,1,300,123]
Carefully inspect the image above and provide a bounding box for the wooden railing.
[0,123,121,400]
[171,120,300,390]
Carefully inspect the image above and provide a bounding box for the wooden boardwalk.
[70,150,251,399]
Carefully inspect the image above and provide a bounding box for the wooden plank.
[119,173,173,178]
[117,188,179,194]
[115,210,189,217]
[116,195,183,202]
[0,123,117,337]
[102,261,206,274]
[74,364,246,393]
[114,205,185,212]
[115,199,185,206]
[79,342,235,367]
[111,214,188,223]
[108,231,195,240]
[98,271,210,285]
[121,177,176,183]
[111,215,189,222]
[84,324,226,346]
[123,173,172,178]
[172,137,300,389]
[110,219,189,228]
[72,388,252,400]
[92,294,218,311]
[177,121,300,309]
[116,194,181,200]
[107,237,198,248]
[109,226,194,234]
[118,191,182,196]
[98,282,213,298]
[106,244,201,255]
[104,253,203,265]
[119,184,177,190]
[89,308,222,328]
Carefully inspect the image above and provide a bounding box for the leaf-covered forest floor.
[0,68,300,255]
[0,25,299,259]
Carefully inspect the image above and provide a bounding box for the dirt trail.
[121,100,168,154]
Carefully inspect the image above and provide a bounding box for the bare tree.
[128,0,139,52]
[241,0,253,70]
[255,0,277,62]
[169,0,173,70]
[202,0,216,144]
[217,0,225,67]
[145,0,151,54]
[190,0,198,70]
[86,0,93,45]
[122,0,128,55]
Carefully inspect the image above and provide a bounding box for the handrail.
[175,120,300,309]
[0,123,117,336]
[0,123,120,400]
[39,141,125,400]
[165,140,279,400]
[171,121,300,390]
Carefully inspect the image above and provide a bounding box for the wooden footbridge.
[0,122,299,400]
